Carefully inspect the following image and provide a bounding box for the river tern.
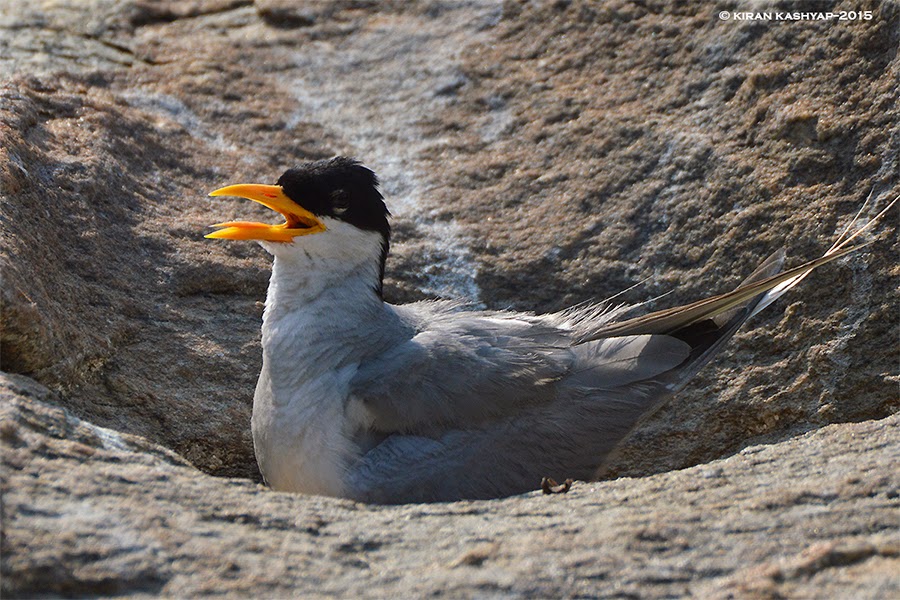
[206,156,890,503]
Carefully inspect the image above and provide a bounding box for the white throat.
[261,217,386,313]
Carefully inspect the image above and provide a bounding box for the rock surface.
[3,373,898,598]
[1,0,898,596]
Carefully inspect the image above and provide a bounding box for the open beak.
[205,184,326,242]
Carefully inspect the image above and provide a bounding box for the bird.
[205,156,890,504]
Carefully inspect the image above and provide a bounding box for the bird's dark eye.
[331,190,350,215]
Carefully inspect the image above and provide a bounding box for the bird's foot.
[541,477,574,494]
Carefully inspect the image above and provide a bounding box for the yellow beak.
[205,184,326,242]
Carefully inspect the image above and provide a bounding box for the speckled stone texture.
[2,373,898,598]
[1,0,898,596]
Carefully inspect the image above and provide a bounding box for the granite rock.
[2,373,898,598]
[1,0,898,596]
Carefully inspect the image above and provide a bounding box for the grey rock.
[0,0,898,596]
[2,373,897,597]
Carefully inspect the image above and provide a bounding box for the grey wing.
[349,306,576,433]
[345,249,826,504]
[351,302,693,435]
[346,368,689,504]
[345,236,876,503]
[345,309,693,503]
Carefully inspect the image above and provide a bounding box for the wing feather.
[349,308,574,432]
[343,197,894,502]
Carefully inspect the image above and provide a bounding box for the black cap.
[278,157,391,296]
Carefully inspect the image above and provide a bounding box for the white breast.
[248,227,410,496]
[252,358,364,496]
